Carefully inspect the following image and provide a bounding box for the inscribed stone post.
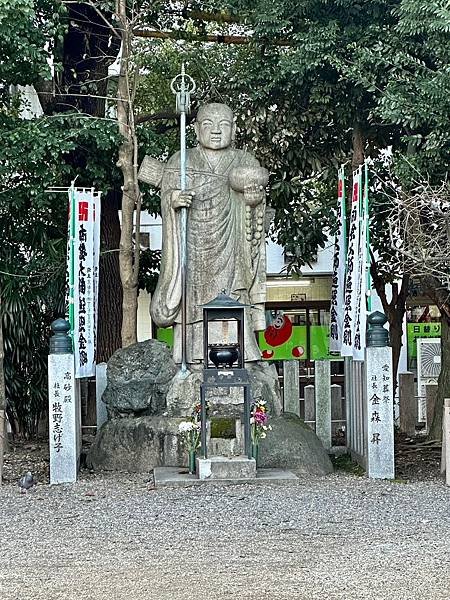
[48,353,80,484]
[283,361,300,416]
[315,360,331,450]
[399,372,416,437]
[365,346,395,479]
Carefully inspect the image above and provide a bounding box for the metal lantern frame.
[200,292,253,460]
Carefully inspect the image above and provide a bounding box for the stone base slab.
[196,455,256,480]
[154,467,299,488]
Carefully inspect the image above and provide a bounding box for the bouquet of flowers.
[178,420,201,452]
[250,399,272,446]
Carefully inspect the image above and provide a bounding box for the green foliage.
[0,0,65,89]
[0,110,121,435]
[331,453,365,476]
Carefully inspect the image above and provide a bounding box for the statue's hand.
[171,190,195,210]
[244,183,265,207]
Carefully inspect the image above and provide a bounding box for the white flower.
[260,432,267,439]
[250,417,255,424]
[179,421,194,433]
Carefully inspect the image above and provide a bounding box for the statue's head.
[194,103,235,150]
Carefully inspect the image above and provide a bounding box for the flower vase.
[188,450,196,475]
[251,443,259,467]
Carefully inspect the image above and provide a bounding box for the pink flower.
[253,410,268,425]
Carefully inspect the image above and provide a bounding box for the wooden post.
[399,372,416,437]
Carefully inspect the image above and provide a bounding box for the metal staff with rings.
[170,64,196,377]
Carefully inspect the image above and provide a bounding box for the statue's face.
[195,106,235,150]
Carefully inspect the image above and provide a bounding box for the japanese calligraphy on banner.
[68,188,101,378]
[340,167,362,357]
[329,167,347,353]
[352,203,367,361]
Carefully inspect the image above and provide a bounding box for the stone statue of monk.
[138,103,269,367]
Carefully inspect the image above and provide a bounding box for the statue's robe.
[150,145,266,364]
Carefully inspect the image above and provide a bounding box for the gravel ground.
[1,471,450,600]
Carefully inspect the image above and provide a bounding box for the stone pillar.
[283,360,300,416]
[426,384,438,433]
[344,357,354,452]
[399,372,416,437]
[331,384,343,439]
[331,384,343,421]
[365,312,395,480]
[48,319,80,485]
[315,360,331,450]
[304,384,315,427]
[96,363,108,429]
[442,399,450,485]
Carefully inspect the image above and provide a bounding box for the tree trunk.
[421,276,450,441]
[370,264,409,399]
[428,312,450,441]
[0,298,6,484]
[352,121,365,171]
[97,192,123,362]
[117,2,140,347]
[389,320,404,398]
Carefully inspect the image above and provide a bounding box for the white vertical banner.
[329,167,347,353]
[341,167,362,357]
[352,208,367,361]
[73,189,100,378]
[93,192,101,363]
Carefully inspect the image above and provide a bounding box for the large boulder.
[258,413,334,475]
[88,413,334,475]
[88,416,186,472]
[102,339,177,417]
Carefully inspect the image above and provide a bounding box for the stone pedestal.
[365,346,395,479]
[315,360,331,450]
[88,342,333,476]
[48,353,80,484]
[283,361,300,416]
[196,456,256,480]
[399,372,416,437]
